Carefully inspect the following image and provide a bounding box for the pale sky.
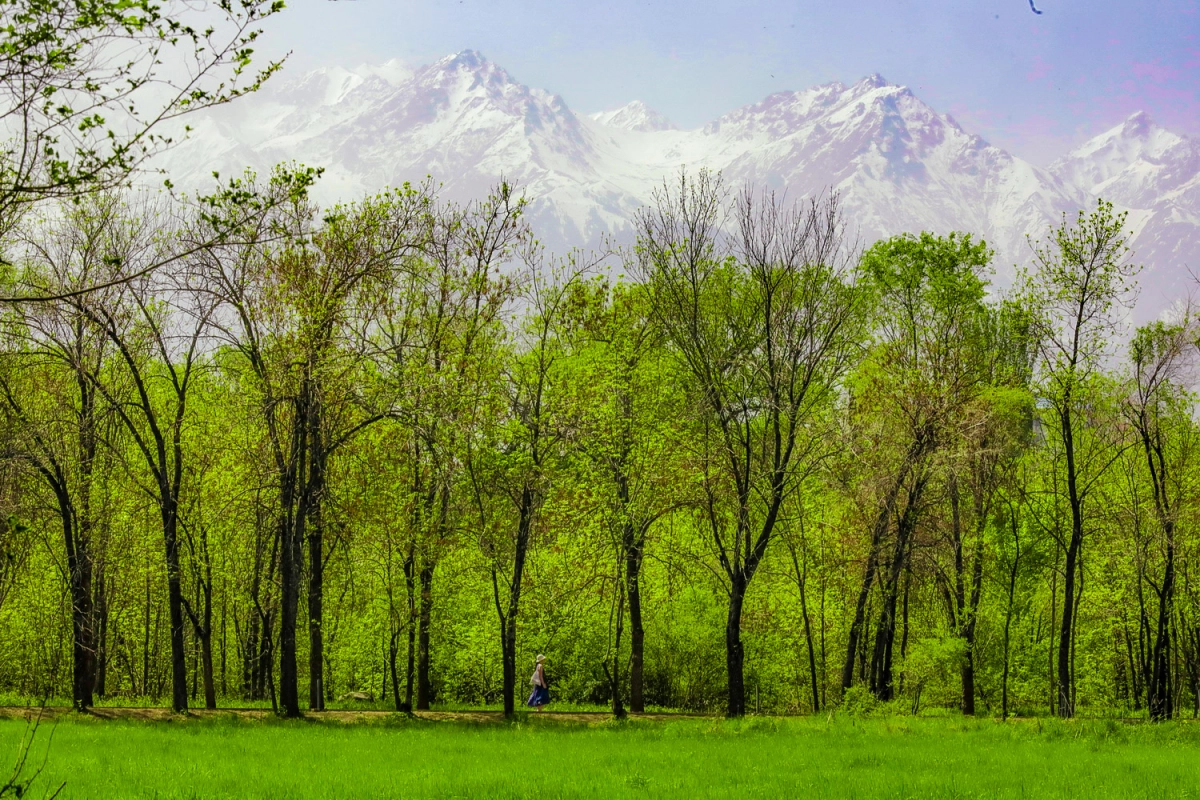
[258,0,1200,164]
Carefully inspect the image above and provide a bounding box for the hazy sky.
[263,0,1199,164]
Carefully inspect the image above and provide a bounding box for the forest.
[0,0,1196,735]
[0,156,1194,724]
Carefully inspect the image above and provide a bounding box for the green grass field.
[2,712,1199,798]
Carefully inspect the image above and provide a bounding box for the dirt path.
[0,706,713,725]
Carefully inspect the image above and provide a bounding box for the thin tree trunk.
[1149,528,1175,720]
[843,448,921,694]
[417,563,434,710]
[307,413,327,712]
[787,539,820,713]
[626,538,645,713]
[611,561,626,718]
[63,508,97,710]
[389,627,403,712]
[1002,508,1021,721]
[870,476,923,702]
[404,546,415,711]
[1057,405,1083,718]
[200,629,216,710]
[95,562,108,699]
[278,506,303,717]
[163,503,189,713]
[496,486,535,718]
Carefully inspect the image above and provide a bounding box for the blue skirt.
[527,685,551,707]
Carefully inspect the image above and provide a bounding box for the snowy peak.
[1048,112,1200,314]
[702,75,927,142]
[589,101,677,132]
[1050,112,1197,206]
[399,49,583,140]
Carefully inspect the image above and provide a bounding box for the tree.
[564,277,682,715]
[198,168,433,716]
[841,231,997,704]
[0,193,132,709]
[1028,199,1139,718]
[1123,317,1198,720]
[467,241,585,718]
[69,194,218,714]
[373,187,521,710]
[637,171,862,716]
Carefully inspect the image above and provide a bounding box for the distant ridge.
[162,51,1200,319]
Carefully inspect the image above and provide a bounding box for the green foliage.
[0,0,285,232]
[0,171,1196,727]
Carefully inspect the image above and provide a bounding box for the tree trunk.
[200,628,216,710]
[1002,592,1015,720]
[62,508,97,711]
[800,570,820,713]
[497,486,535,718]
[1149,528,1175,720]
[69,569,97,710]
[95,562,108,699]
[1057,403,1083,718]
[1058,530,1081,717]
[725,577,747,717]
[416,563,434,710]
[627,541,645,713]
[870,478,922,702]
[278,385,309,719]
[610,565,626,718]
[403,545,415,711]
[842,451,918,694]
[163,502,189,714]
[787,538,820,712]
[388,628,403,712]
[278,505,303,717]
[307,523,325,711]
[961,529,984,717]
[307,417,327,712]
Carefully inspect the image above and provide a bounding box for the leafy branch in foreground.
[0,0,287,239]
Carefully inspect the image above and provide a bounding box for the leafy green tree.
[0,192,133,709]
[843,231,996,704]
[373,187,522,710]
[197,168,433,716]
[1027,199,1140,717]
[561,276,684,715]
[467,244,588,718]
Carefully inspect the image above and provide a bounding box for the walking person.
[527,654,551,711]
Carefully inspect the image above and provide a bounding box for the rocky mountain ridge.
[162,50,1200,318]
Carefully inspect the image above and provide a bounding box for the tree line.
[0,165,1196,721]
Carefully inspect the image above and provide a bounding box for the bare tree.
[636,170,862,716]
[1122,313,1199,720]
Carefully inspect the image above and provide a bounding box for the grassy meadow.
[2,712,1199,798]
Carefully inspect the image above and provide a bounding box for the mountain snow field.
[159,50,1200,319]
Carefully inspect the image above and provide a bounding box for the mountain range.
[162,50,1200,319]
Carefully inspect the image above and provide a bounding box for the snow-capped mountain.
[162,50,1200,318]
[590,101,677,133]
[1050,112,1200,314]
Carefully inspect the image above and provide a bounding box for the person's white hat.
[536,654,546,663]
